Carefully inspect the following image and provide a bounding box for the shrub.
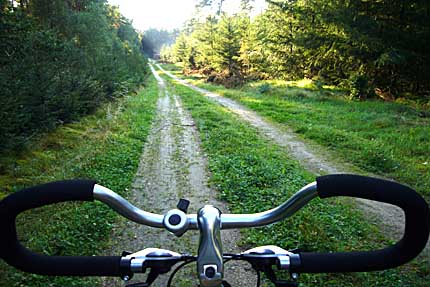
[258,83,272,94]
[346,73,369,100]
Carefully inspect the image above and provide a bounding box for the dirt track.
[156,64,430,253]
[102,65,255,287]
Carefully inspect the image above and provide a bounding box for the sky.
[107,0,268,31]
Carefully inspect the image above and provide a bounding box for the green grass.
[159,68,429,287]
[160,63,430,198]
[0,75,159,286]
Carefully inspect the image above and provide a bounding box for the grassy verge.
[159,68,429,287]
[160,63,430,198]
[0,75,159,287]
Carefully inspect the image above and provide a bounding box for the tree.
[213,14,242,76]
[0,0,148,150]
[168,0,430,97]
[160,44,174,62]
[173,33,197,69]
[192,15,218,70]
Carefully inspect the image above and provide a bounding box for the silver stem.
[197,205,223,287]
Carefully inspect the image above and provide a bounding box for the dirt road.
[102,65,255,287]
[156,64,430,253]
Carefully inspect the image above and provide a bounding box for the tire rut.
[156,64,430,253]
[101,65,256,287]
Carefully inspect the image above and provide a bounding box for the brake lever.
[123,248,184,272]
[241,245,301,270]
[240,246,301,287]
[119,248,192,285]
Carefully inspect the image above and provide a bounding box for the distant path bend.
[156,63,430,253]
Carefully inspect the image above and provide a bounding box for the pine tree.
[213,15,242,76]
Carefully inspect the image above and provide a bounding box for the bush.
[258,83,272,94]
[346,73,369,100]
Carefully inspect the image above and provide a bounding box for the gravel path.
[101,65,256,287]
[157,64,430,253]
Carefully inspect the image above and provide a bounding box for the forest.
[1,1,429,286]
[2,0,429,151]
[161,0,430,102]
[0,0,147,151]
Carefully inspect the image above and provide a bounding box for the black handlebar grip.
[292,174,430,273]
[0,180,122,276]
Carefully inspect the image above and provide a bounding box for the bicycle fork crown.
[197,205,223,287]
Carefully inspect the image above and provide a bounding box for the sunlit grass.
[241,97,263,104]
[286,78,314,88]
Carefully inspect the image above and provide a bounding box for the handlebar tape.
[292,174,430,273]
[0,180,122,276]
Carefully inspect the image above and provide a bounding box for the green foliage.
[212,15,242,76]
[192,15,218,70]
[170,13,249,85]
[257,83,271,94]
[346,73,370,100]
[0,0,148,151]
[172,33,194,69]
[160,44,175,62]
[168,0,430,98]
[0,76,159,286]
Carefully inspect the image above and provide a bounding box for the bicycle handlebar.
[294,174,430,273]
[0,180,122,276]
[0,175,429,279]
[93,182,319,231]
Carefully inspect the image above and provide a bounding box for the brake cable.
[166,259,196,287]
